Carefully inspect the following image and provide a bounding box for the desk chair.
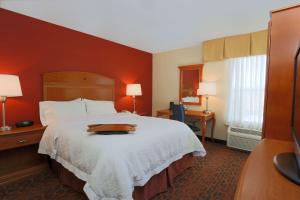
[171,104,200,133]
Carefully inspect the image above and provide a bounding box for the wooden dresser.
[263,4,300,141]
[0,124,47,185]
[235,139,300,200]
[236,4,300,199]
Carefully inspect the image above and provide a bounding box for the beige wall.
[153,44,229,140]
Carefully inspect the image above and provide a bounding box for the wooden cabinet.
[0,125,47,185]
[236,5,300,199]
[0,128,44,151]
[263,4,300,141]
[235,139,300,200]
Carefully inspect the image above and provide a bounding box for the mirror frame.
[178,64,204,106]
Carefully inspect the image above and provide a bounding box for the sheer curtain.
[226,55,267,131]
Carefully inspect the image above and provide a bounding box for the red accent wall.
[0,9,152,125]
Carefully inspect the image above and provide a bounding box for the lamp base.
[202,110,212,114]
[0,126,12,132]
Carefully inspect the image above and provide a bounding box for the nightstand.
[0,124,48,185]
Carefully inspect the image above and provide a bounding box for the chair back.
[171,104,185,122]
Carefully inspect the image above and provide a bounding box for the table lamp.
[0,75,23,131]
[126,84,142,114]
[197,81,216,113]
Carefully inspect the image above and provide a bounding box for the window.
[226,55,267,131]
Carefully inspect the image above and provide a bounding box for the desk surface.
[235,139,300,200]
[157,109,214,118]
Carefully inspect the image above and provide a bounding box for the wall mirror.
[179,64,203,105]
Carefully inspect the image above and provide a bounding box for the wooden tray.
[87,124,136,134]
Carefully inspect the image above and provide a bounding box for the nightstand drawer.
[0,131,43,151]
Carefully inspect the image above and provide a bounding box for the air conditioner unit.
[227,127,262,151]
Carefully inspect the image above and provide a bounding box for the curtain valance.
[203,30,268,63]
[251,30,268,56]
[203,38,225,63]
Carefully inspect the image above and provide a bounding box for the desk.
[156,109,215,143]
[235,139,300,200]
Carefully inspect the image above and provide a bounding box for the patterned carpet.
[0,142,249,200]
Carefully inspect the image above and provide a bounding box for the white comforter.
[38,113,206,200]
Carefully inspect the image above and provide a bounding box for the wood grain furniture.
[0,124,47,185]
[235,139,300,200]
[179,64,203,106]
[263,4,300,141]
[43,71,196,200]
[87,124,136,133]
[43,71,115,101]
[156,109,215,143]
[237,5,300,199]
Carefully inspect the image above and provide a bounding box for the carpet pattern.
[0,142,248,200]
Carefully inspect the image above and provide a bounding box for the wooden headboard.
[43,71,115,101]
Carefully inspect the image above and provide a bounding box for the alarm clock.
[15,120,34,128]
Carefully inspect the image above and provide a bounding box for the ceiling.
[0,0,299,53]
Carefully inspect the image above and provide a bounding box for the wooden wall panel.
[263,5,300,141]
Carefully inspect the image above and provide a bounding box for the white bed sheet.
[38,113,206,200]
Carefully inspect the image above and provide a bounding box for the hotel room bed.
[39,113,205,199]
[50,151,194,200]
[39,71,206,200]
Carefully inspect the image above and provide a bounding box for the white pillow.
[39,99,86,126]
[84,99,117,115]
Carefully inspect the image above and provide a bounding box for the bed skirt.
[49,153,194,200]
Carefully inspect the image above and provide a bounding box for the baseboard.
[208,137,227,145]
[196,135,226,145]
